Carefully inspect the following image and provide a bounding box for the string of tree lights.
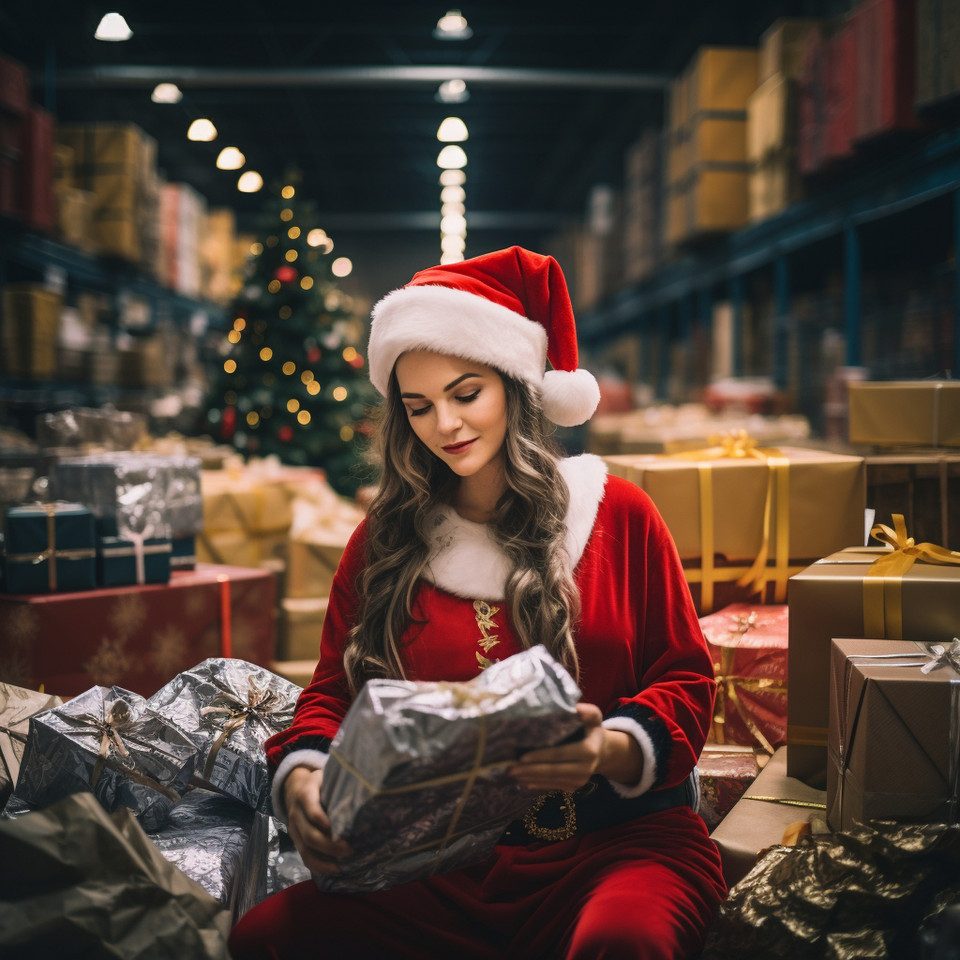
[204,180,376,495]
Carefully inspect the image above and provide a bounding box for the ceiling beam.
[315,211,568,231]
[55,65,671,92]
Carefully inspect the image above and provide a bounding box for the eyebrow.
[400,372,482,399]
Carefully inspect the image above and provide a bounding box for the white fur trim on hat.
[541,368,601,427]
[369,284,547,396]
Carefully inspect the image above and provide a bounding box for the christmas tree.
[205,181,376,495]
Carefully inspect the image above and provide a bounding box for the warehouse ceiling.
[2,1,833,237]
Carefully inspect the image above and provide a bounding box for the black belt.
[498,771,698,845]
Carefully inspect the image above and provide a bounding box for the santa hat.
[368,246,600,427]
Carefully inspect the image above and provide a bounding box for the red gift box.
[853,0,919,142]
[699,603,788,753]
[0,564,275,698]
[697,744,761,830]
[0,54,29,116]
[18,105,55,233]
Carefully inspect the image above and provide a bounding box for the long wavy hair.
[343,366,581,694]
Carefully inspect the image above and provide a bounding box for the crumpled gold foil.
[701,821,960,959]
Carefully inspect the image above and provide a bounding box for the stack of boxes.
[747,19,819,221]
[664,46,758,248]
[916,0,960,109]
[621,131,663,284]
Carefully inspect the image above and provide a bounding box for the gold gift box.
[280,596,328,661]
[827,638,960,833]
[604,445,864,613]
[848,381,960,447]
[787,548,960,783]
[709,746,826,888]
[286,537,349,600]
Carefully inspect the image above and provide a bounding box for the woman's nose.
[435,403,462,433]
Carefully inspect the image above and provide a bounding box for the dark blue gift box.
[98,535,173,587]
[3,503,97,594]
[170,535,196,571]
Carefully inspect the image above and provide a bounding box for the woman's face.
[394,349,508,482]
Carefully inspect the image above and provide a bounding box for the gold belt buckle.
[521,781,597,841]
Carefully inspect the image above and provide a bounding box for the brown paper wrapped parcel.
[827,637,960,832]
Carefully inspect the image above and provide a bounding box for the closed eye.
[456,389,480,403]
[407,405,431,417]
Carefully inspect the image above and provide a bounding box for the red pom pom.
[274,265,298,284]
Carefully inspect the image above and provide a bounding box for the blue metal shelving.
[578,126,960,381]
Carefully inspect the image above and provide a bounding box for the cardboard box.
[687,167,751,234]
[848,381,960,447]
[710,746,827,887]
[0,564,275,698]
[747,74,797,161]
[827,637,960,831]
[787,548,960,783]
[759,18,822,83]
[749,153,802,222]
[687,47,759,114]
[1,284,62,380]
[286,537,348,599]
[18,105,55,233]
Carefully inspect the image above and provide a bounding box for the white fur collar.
[422,453,608,600]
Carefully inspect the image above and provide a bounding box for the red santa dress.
[229,455,727,960]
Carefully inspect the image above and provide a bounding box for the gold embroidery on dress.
[473,600,501,670]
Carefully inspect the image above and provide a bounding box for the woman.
[229,246,726,960]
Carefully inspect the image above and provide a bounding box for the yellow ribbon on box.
[671,431,792,613]
[5,503,96,590]
[862,514,960,638]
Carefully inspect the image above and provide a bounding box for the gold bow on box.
[862,514,960,639]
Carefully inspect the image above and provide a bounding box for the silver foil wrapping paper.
[49,453,203,537]
[11,685,199,832]
[149,658,301,811]
[318,645,583,893]
[147,788,254,906]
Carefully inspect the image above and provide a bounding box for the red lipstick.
[442,438,477,454]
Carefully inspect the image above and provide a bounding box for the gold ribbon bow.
[68,698,182,802]
[672,431,791,613]
[862,514,960,638]
[199,680,287,781]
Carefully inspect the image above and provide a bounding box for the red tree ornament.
[307,346,321,364]
[274,264,298,284]
[222,405,237,440]
[278,425,294,442]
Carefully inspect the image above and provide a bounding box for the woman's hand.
[283,766,352,875]
[508,702,643,792]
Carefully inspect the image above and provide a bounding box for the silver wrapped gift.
[147,788,254,905]
[49,452,203,538]
[318,645,583,893]
[11,685,199,832]
[149,658,300,811]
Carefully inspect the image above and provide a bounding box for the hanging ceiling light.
[331,257,353,278]
[94,12,133,41]
[440,185,466,203]
[433,10,473,40]
[437,145,467,169]
[440,252,465,264]
[436,79,470,104]
[440,213,467,236]
[187,118,218,142]
[237,170,263,193]
[437,117,469,142]
[439,169,467,187]
[216,146,245,170]
[150,83,182,104]
[441,201,466,217]
[441,234,466,254]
